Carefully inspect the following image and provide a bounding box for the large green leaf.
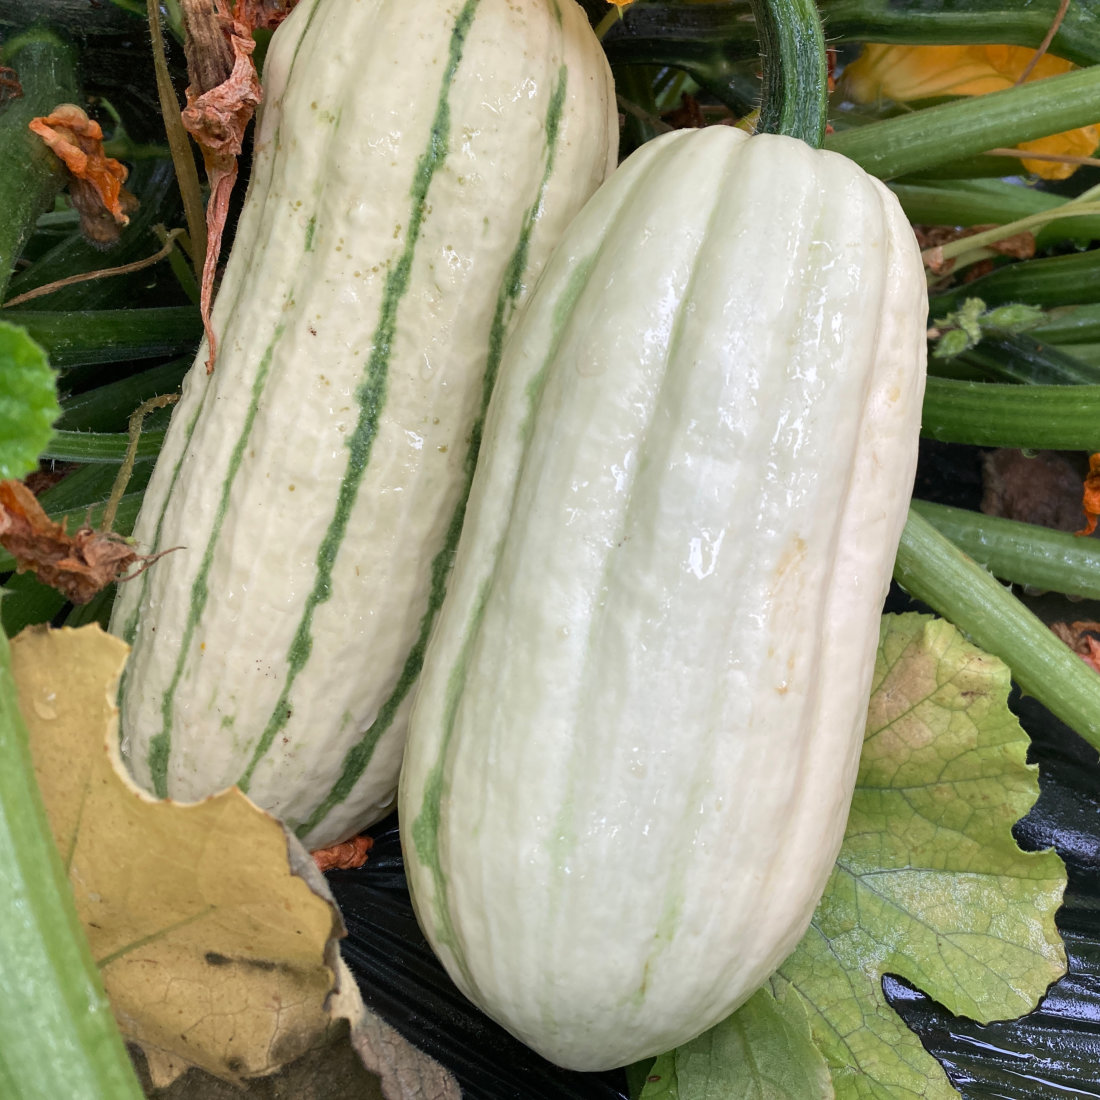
[640,613,1067,1099]
[0,320,60,480]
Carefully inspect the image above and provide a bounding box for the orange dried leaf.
[28,104,138,246]
[1077,453,1100,536]
[0,479,153,604]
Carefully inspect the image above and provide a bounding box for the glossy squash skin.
[109,0,617,848]
[399,126,928,1071]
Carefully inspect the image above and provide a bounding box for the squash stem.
[911,500,1100,600]
[951,332,1100,386]
[826,64,1100,180]
[746,0,828,147]
[921,377,1100,450]
[894,509,1100,752]
[3,307,201,371]
[891,180,1100,247]
[930,248,1100,316]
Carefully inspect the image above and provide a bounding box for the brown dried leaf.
[661,93,705,130]
[0,65,22,106]
[980,449,1088,532]
[347,1010,462,1100]
[11,624,352,1085]
[0,479,144,603]
[179,2,292,371]
[28,104,139,247]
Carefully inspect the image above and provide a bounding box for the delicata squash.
[398,125,928,1071]
[110,0,617,848]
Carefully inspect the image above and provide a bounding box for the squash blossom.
[842,44,1100,179]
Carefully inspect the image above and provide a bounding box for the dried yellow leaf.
[11,624,347,1086]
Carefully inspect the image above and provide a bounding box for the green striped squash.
[109,0,617,848]
[398,126,928,1070]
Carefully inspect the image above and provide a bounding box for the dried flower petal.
[311,835,374,873]
[0,479,161,604]
[28,104,138,246]
[1077,453,1100,536]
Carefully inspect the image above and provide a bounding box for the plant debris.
[28,104,138,247]
[1077,453,1100,536]
[981,449,1088,532]
[0,479,153,603]
[0,65,22,106]
[179,1,297,370]
[312,834,374,873]
[1050,620,1100,674]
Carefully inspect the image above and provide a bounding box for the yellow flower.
[842,44,1099,179]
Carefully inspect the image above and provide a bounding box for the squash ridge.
[236,0,483,794]
[293,62,572,839]
[145,326,284,795]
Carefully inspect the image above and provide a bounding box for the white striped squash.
[109,0,617,848]
[398,126,928,1071]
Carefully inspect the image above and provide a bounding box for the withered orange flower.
[0,480,156,605]
[28,104,138,245]
[1077,453,1100,536]
[310,834,374,873]
[841,44,1099,180]
[1051,621,1100,676]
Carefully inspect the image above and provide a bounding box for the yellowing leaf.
[841,44,1099,179]
[10,624,347,1086]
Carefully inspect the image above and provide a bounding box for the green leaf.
[642,613,1066,1100]
[0,320,60,480]
[641,977,833,1099]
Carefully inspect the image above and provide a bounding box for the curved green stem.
[955,332,1100,386]
[747,0,827,146]
[931,248,1100,316]
[603,0,1100,73]
[895,510,1100,752]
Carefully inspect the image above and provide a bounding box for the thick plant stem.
[826,65,1100,179]
[3,307,201,370]
[746,0,827,146]
[895,510,1100,752]
[921,377,1100,450]
[911,500,1100,600]
[0,29,80,300]
[0,631,145,1099]
[818,0,1100,67]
